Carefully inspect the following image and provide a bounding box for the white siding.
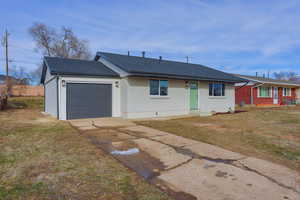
[121,77,236,118]
[122,77,189,118]
[51,75,236,120]
[44,67,54,82]
[45,77,57,117]
[198,82,235,113]
[58,76,121,120]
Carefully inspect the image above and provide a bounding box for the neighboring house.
[234,74,300,106]
[41,52,245,120]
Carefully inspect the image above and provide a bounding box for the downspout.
[44,84,46,112]
[56,77,59,120]
[251,83,264,105]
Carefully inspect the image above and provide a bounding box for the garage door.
[66,83,112,119]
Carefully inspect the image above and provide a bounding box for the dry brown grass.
[0,97,171,200]
[137,106,300,171]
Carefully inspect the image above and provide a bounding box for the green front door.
[189,82,198,110]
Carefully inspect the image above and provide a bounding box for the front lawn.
[0,97,170,200]
[137,106,300,171]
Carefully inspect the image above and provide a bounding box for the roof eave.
[127,72,246,83]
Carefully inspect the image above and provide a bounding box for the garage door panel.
[67,83,112,119]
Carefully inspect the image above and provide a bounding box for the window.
[209,83,225,96]
[258,86,272,97]
[149,80,168,96]
[283,88,291,96]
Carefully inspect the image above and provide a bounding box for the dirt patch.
[0,98,172,200]
[150,178,197,200]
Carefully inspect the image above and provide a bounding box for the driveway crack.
[118,128,300,194]
[234,161,300,194]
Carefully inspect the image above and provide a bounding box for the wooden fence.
[0,85,44,97]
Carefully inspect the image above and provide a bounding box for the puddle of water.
[111,148,139,155]
[86,135,166,180]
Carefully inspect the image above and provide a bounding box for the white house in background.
[40,51,245,120]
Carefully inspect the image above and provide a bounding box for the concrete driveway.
[70,118,300,200]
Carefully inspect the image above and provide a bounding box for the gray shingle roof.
[97,52,246,83]
[41,57,119,83]
[233,74,300,87]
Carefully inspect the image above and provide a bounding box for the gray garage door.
[66,83,112,119]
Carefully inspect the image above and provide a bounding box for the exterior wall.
[280,88,296,105]
[253,87,274,105]
[296,88,300,104]
[198,82,235,113]
[121,77,236,118]
[237,86,298,105]
[58,76,121,120]
[45,77,57,117]
[45,67,54,82]
[121,77,189,118]
[235,85,252,105]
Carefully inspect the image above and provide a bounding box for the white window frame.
[258,86,272,98]
[209,82,225,97]
[283,88,291,97]
[149,79,169,97]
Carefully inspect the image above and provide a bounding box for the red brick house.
[234,74,300,106]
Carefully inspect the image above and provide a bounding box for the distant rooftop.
[233,74,300,86]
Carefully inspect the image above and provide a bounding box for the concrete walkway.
[70,118,300,200]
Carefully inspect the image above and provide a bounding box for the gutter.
[236,81,250,90]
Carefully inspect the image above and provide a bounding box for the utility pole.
[5,30,9,88]
[2,29,10,97]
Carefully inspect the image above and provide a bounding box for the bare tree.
[11,66,31,85]
[29,23,91,59]
[29,23,92,84]
[273,71,298,81]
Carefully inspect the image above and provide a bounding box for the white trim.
[257,86,272,98]
[209,82,225,97]
[98,57,129,77]
[149,79,169,97]
[59,76,121,120]
[273,87,278,104]
[283,88,292,97]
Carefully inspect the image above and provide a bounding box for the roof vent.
[128,51,130,56]
[159,56,162,61]
[186,56,189,63]
[142,51,145,58]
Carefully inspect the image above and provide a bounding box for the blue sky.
[1,0,300,77]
